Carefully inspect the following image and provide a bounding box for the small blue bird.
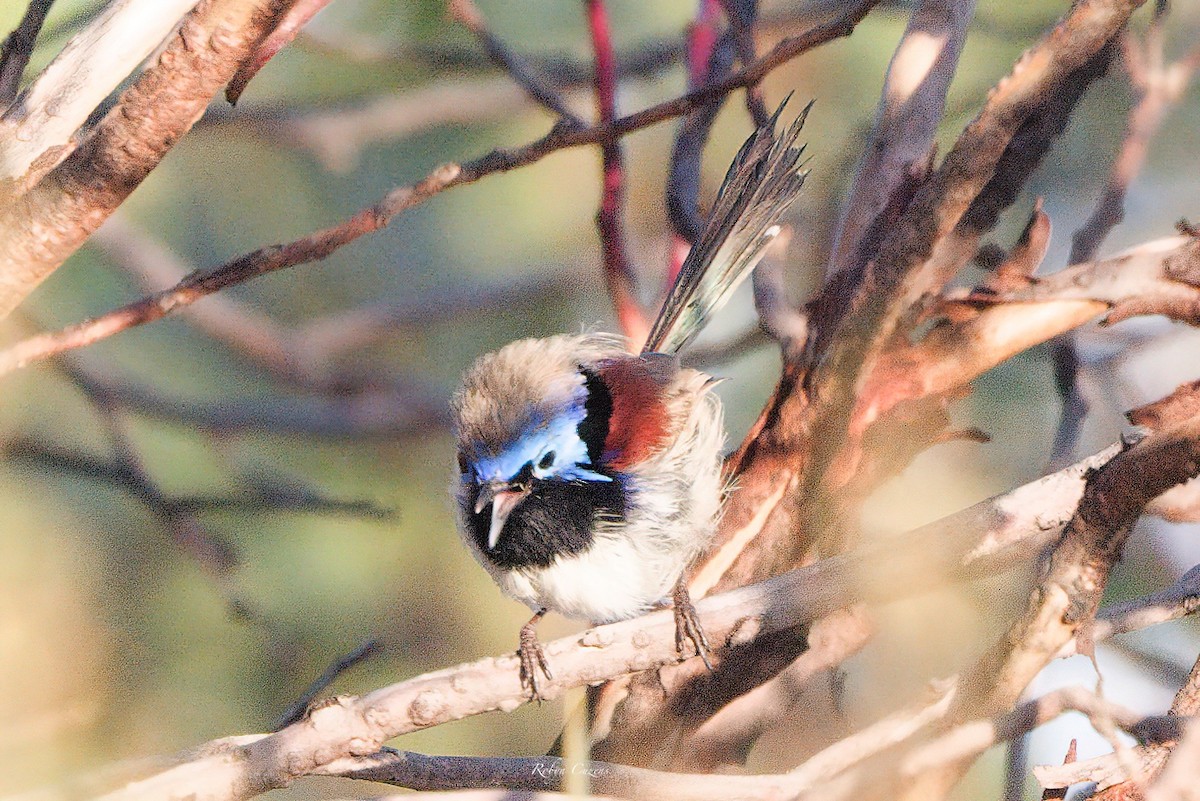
[452,103,808,698]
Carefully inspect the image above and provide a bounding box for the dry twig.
[0,0,55,107]
[0,0,299,318]
[0,0,882,373]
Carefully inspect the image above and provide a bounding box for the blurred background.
[1,1,1199,798]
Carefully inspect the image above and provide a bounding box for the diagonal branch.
[0,0,299,319]
[0,0,882,372]
[225,0,329,104]
[93,433,1147,801]
[449,0,582,126]
[0,0,201,182]
[0,0,55,108]
[903,383,1200,800]
[826,0,976,279]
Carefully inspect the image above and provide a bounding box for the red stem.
[586,0,649,347]
[669,0,725,284]
[688,0,723,86]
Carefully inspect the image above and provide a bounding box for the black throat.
[464,474,627,569]
[466,367,624,569]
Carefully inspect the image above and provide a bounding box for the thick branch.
[827,0,975,278]
[95,437,1136,801]
[0,0,55,107]
[0,0,298,319]
[903,386,1200,799]
[0,0,201,181]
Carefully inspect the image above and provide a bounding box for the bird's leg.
[518,608,553,701]
[672,577,714,671]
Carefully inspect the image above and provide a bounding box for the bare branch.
[449,0,582,126]
[0,0,201,182]
[1070,28,1200,264]
[897,687,1186,789]
[698,0,1135,611]
[90,433,1150,801]
[320,748,794,800]
[0,164,460,376]
[585,0,649,346]
[86,213,577,390]
[0,0,299,319]
[827,0,976,279]
[0,0,55,108]
[1039,649,1200,794]
[273,638,383,731]
[225,0,328,104]
[863,232,1198,423]
[1050,17,1200,471]
[56,358,449,438]
[0,0,881,365]
[964,234,1200,325]
[666,0,734,248]
[906,384,1200,799]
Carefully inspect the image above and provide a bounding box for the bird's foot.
[672,580,714,672]
[518,609,553,701]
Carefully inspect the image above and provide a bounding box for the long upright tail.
[643,100,809,355]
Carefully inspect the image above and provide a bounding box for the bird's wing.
[643,99,809,356]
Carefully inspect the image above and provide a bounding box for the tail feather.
[643,99,810,355]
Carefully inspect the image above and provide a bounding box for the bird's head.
[452,334,625,553]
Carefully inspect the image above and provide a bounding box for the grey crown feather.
[644,99,810,356]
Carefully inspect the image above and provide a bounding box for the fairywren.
[452,102,808,698]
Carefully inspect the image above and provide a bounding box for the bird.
[451,100,809,699]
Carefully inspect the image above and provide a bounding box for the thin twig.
[585,0,649,345]
[666,0,732,247]
[273,638,384,730]
[449,0,582,126]
[1049,14,1200,469]
[0,0,55,108]
[722,0,770,125]
[0,164,460,375]
[0,0,883,373]
[87,213,578,388]
[226,0,329,104]
[752,253,807,352]
[913,388,1200,800]
[57,357,449,437]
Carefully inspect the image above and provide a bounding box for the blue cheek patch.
[472,403,611,484]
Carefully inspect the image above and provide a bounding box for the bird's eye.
[457,451,469,474]
[538,451,556,470]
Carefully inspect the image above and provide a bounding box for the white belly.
[495,535,681,623]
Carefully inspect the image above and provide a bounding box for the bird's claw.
[518,611,553,701]
[672,581,714,672]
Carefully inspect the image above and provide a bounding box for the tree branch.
[0,0,881,372]
[225,0,328,104]
[0,0,201,182]
[0,0,299,319]
[449,0,582,126]
[826,0,976,279]
[0,0,55,108]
